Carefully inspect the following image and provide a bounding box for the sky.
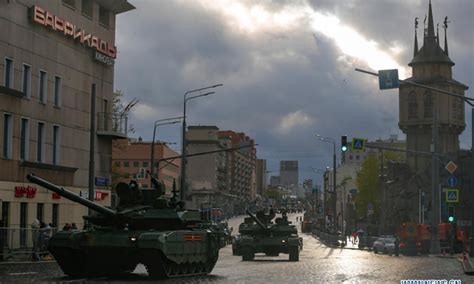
[114,0,474,187]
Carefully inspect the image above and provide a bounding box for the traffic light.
[448,206,455,223]
[341,135,348,152]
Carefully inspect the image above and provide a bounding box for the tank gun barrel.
[246,210,267,230]
[27,174,116,217]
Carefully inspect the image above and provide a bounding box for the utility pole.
[430,98,441,254]
[88,83,96,215]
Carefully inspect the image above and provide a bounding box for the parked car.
[373,237,396,254]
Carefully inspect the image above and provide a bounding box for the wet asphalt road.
[0,214,471,283]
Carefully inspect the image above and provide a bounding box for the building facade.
[111,138,180,195]
[255,159,267,197]
[0,0,134,245]
[279,160,298,187]
[185,126,257,215]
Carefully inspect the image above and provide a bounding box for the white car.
[372,237,396,254]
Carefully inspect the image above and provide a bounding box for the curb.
[0,260,56,265]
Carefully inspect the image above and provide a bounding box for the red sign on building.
[15,186,37,198]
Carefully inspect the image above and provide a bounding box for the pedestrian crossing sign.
[352,138,366,151]
[446,189,459,203]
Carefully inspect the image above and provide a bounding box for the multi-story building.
[218,130,256,201]
[185,126,257,215]
[0,0,134,245]
[269,175,280,187]
[186,126,229,210]
[111,138,180,195]
[280,160,298,187]
[255,159,267,197]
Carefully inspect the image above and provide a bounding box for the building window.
[408,91,418,118]
[62,0,75,8]
[3,113,12,159]
[1,202,9,227]
[133,161,139,167]
[22,64,31,98]
[349,155,353,160]
[20,118,29,161]
[39,70,47,104]
[54,76,61,107]
[53,125,60,165]
[82,0,93,18]
[143,161,149,168]
[20,202,27,246]
[37,203,44,223]
[114,161,121,167]
[4,57,13,88]
[124,173,130,178]
[99,5,110,27]
[52,204,58,228]
[37,122,45,163]
[356,155,360,160]
[124,161,129,167]
[423,91,433,118]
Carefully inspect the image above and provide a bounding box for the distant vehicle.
[373,237,396,255]
[233,209,302,261]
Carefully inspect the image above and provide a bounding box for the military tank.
[232,209,302,261]
[26,174,225,279]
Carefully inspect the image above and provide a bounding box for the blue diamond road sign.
[352,138,365,150]
[446,189,459,203]
[378,69,400,90]
[447,176,458,187]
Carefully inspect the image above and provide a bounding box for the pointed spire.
[414,18,419,56]
[444,16,449,55]
[427,0,435,39]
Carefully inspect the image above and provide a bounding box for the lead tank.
[26,174,225,279]
[232,209,302,261]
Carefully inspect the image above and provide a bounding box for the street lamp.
[181,84,223,200]
[150,117,183,179]
[316,134,337,232]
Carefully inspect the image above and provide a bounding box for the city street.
[0,214,470,283]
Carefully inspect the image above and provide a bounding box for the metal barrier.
[0,227,58,261]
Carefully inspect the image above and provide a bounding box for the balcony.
[0,86,25,98]
[97,112,128,139]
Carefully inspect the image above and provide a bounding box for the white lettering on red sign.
[31,6,117,59]
[15,186,37,198]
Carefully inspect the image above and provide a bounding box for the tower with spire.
[399,0,469,174]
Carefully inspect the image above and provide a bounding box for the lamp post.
[150,117,183,179]
[181,84,223,200]
[316,134,337,233]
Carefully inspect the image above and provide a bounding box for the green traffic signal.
[448,216,454,222]
[341,135,348,152]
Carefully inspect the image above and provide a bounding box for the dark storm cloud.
[115,0,473,184]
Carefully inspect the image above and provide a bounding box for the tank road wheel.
[242,247,254,261]
[289,246,299,261]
